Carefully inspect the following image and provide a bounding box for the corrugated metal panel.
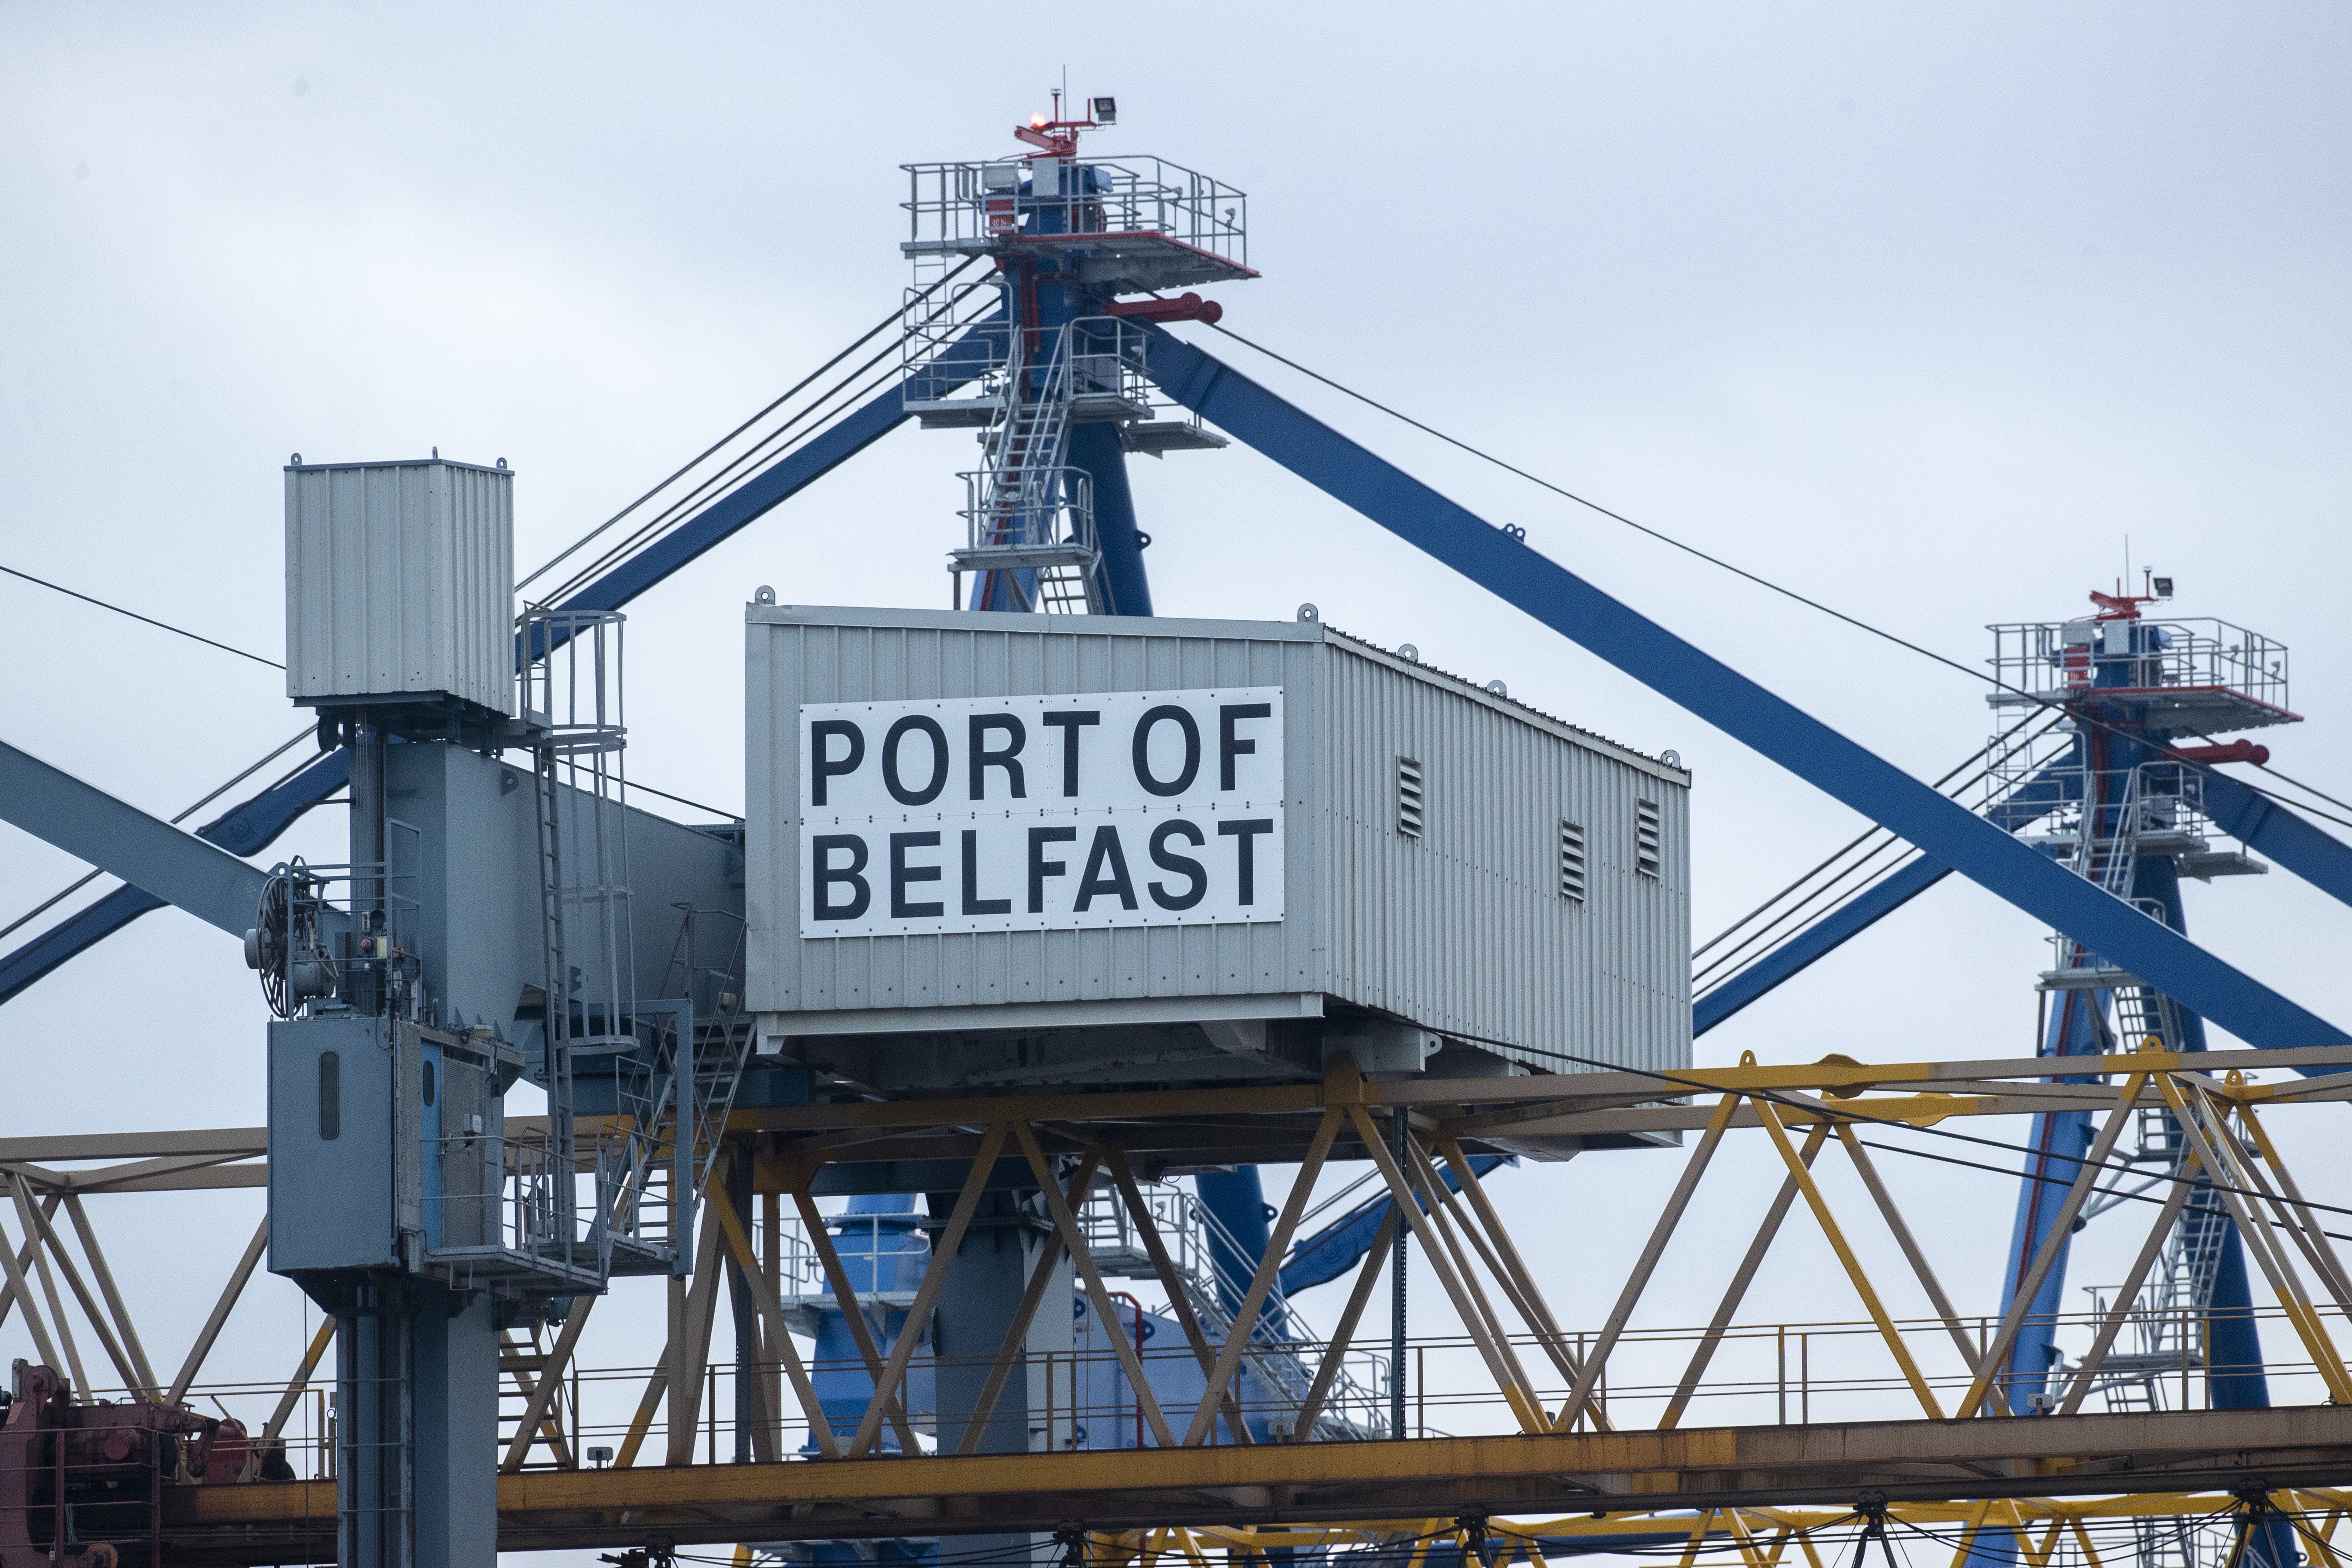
[1312,637,1690,1075]
[285,458,514,715]
[747,606,1689,1073]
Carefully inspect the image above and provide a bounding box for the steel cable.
[515,254,978,595]
[1193,322,2352,836]
[531,272,996,607]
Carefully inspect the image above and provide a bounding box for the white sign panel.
[798,687,1283,937]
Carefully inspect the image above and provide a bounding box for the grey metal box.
[746,606,1691,1077]
[285,457,515,716]
[267,1014,404,1274]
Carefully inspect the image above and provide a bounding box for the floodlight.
[2152,576,2174,598]
[1092,96,1117,125]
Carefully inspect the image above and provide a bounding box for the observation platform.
[901,154,1256,294]
[1988,682,2303,735]
[1985,614,2301,735]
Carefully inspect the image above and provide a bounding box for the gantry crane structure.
[0,98,2349,1568]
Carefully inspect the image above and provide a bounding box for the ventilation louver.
[1397,756,1424,839]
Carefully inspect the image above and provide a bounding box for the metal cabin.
[746,603,1691,1104]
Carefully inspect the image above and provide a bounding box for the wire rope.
[0,563,284,669]
[1193,322,2352,836]
[1695,710,2055,960]
[514,255,978,595]
[1691,713,2068,995]
[536,340,921,606]
[533,272,995,607]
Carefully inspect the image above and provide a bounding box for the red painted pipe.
[2173,740,2270,765]
[1105,293,1223,324]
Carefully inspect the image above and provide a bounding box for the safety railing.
[1988,617,2290,717]
[901,156,1247,269]
[455,1301,2352,1468]
[955,466,1096,564]
[113,1292,2342,1498]
[421,1132,605,1290]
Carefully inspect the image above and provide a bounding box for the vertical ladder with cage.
[519,609,658,1274]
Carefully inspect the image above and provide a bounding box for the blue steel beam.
[1069,422,1152,616]
[1138,325,2347,1051]
[0,327,1000,1002]
[2201,771,2352,911]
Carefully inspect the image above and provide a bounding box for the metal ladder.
[529,739,569,1051]
[495,1326,576,1471]
[964,324,1105,614]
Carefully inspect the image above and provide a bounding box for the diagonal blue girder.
[0,322,1001,1001]
[2201,771,2352,912]
[1138,324,2346,1050]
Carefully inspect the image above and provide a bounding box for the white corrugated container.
[285,457,515,715]
[747,605,1691,1079]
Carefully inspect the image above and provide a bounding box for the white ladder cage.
[945,317,1157,613]
[517,608,637,1274]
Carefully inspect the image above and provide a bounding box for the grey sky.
[3,4,2347,1556]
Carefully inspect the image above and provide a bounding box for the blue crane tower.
[1971,587,2303,1568]
[1981,584,2297,1421]
[899,91,1244,621]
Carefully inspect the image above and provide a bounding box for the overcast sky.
[3,4,2348,1559]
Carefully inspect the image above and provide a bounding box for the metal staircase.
[1081,1180,1390,1440]
[949,322,1103,612]
[602,909,758,1276]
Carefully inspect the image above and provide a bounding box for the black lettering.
[1219,702,1273,791]
[961,829,1011,916]
[1132,704,1201,797]
[1217,818,1276,906]
[811,834,872,920]
[889,832,944,919]
[1074,825,1138,912]
[809,720,864,806]
[1148,820,1207,910]
[882,715,949,805]
[1041,710,1100,797]
[968,714,1027,801]
[1027,825,1077,913]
